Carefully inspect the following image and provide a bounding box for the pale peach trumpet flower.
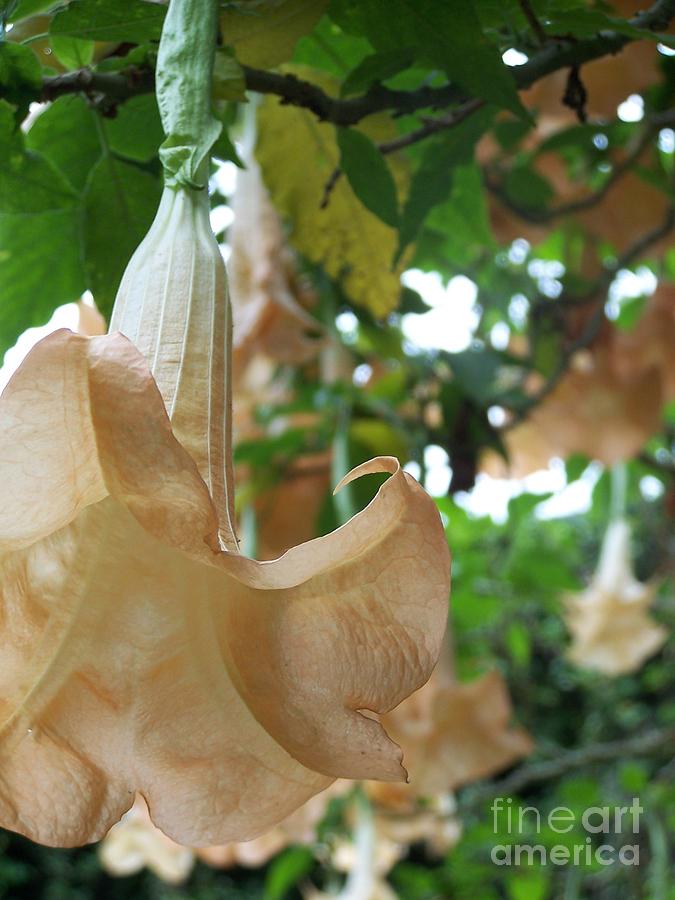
[564,518,668,676]
[482,325,665,478]
[0,178,450,848]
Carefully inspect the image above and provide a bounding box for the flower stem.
[609,462,628,522]
[156,0,222,189]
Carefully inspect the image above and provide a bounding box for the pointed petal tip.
[333,456,401,495]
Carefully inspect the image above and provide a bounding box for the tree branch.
[518,0,548,46]
[41,65,154,105]
[486,108,675,224]
[462,726,675,805]
[505,206,675,424]
[35,0,675,132]
[378,98,486,155]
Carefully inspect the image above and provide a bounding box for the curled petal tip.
[333,456,401,495]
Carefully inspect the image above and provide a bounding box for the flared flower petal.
[0,329,449,848]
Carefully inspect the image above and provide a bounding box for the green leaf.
[0,105,77,213]
[543,9,658,41]
[506,621,531,667]
[103,94,164,163]
[25,96,101,191]
[212,125,244,167]
[0,206,86,356]
[504,162,555,212]
[337,127,399,227]
[614,295,648,331]
[398,106,494,255]
[507,869,549,900]
[349,418,408,460]
[426,160,494,265]
[50,35,95,69]
[221,0,328,68]
[293,14,373,77]
[11,0,59,19]
[0,101,85,354]
[50,0,165,43]
[263,846,314,900]
[448,346,503,404]
[0,41,42,118]
[348,0,527,116]
[341,48,415,96]
[212,47,246,101]
[618,761,648,793]
[565,454,590,483]
[82,156,160,315]
[399,285,429,314]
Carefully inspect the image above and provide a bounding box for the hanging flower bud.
[110,183,238,550]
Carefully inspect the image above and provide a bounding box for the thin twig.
[541,204,675,312]
[506,206,675,424]
[320,165,343,209]
[518,0,548,45]
[486,108,675,224]
[320,98,485,206]
[638,452,675,478]
[378,97,486,155]
[462,726,675,806]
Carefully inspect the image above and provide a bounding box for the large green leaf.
[333,0,526,116]
[340,48,415,97]
[82,155,160,315]
[0,102,85,354]
[0,98,80,216]
[50,0,165,43]
[220,0,328,67]
[103,94,164,163]
[293,14,372,77]
[11,0,59,19]
[0,41,42,118]
[25,96,101,192]
[0,208,85,356]
[50,34,95,69]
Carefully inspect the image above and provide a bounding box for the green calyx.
[156,0,222,190]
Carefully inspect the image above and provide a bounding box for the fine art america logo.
[490,797,643,867]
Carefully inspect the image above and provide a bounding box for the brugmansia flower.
[483,325,665,477]
[564,518,667,676]
[0,0,449,849]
